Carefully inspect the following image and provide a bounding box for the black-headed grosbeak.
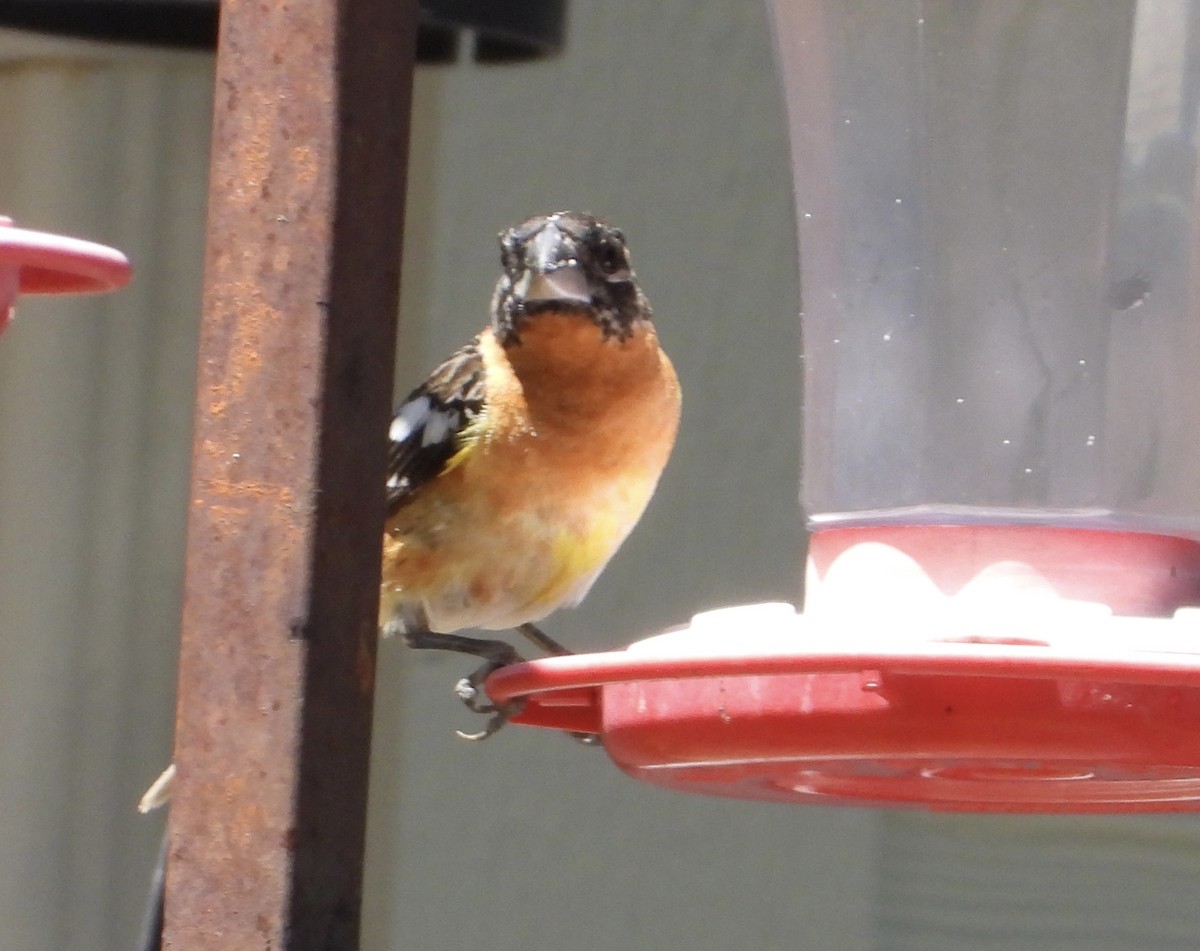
[140,212,677,811]
[381,211,680,738]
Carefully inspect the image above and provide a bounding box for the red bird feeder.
[0,216,131,334]
[487,1,1200,813]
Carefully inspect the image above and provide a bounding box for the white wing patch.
[390,396,431,443]
[386,338,485,511]
[420,408,458,447]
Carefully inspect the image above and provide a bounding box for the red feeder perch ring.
[0,216,132,334]
[485,540,1200,814]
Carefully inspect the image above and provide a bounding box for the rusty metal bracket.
[162,0,417,947]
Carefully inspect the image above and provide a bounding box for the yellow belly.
[380,476,654,632]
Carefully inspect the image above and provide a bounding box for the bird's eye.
[595,238,626,277]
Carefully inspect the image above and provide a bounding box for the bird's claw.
[454,675,493,712]
[454,697,525,741]
[453,654,524,739]
[454,649,521,711]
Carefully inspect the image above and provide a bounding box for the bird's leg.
[516,623,604,747]
[402,625,526,740]
[515,621,574,657]
[396,610,593,743]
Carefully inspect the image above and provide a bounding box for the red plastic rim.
[0,217,131,295]
[485,623,1200,812]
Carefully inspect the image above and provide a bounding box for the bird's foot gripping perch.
[403,622,587,741]
[402,628,528,740]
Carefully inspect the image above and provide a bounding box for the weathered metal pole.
[162,0,416,946]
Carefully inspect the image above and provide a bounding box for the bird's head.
[490,211,651,345]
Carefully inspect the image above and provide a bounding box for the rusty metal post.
[162,0,416,947]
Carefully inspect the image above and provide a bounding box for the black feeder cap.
[0,0,567,62]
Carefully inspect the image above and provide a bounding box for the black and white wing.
[386,338,487,511]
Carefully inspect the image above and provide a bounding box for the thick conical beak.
[514,222,592,304]
[519,265,591,304]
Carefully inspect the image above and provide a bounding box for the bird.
[380,210,681,739]
[138,210,678,811]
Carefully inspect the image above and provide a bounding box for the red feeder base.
[487,626,1200,812]
[485,528,1200,813]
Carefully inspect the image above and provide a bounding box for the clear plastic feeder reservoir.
[772,0,1200,539]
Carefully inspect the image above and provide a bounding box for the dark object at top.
[0,0,566,62]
